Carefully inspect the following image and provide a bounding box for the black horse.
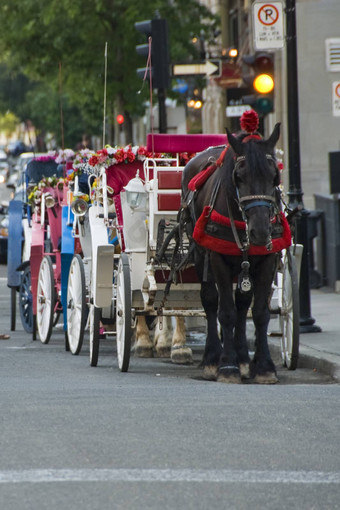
[181,123,291,384]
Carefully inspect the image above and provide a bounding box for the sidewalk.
[268,287,340,382]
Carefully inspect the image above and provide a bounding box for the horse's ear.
[226,128,243,155]
[267,123,281,147]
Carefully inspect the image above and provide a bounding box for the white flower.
[106,147,117,156]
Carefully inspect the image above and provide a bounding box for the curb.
[267,337,340,383]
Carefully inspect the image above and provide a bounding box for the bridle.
[232,154,279,213]
[228,152,281,254]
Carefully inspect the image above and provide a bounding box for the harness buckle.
[238,260,253,294]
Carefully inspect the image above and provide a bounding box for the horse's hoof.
[239,363,250,379]
[202,365,218,381]
[217,373,242,384]
[154,346,171,358]
[217,365,241,384]
[134,345,154,358]
[254,373,279,384]
[171,346,193,365]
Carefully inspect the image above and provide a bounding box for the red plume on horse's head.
[240,110,259,133]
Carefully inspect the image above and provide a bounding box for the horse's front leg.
[234,288,252,379]
[200,280,222,380]
[250,256,278,384]
[194,252,222,380]
[211,252,241,384]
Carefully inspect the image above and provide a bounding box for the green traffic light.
[255,96,273,115]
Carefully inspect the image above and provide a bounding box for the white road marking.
[0,469,339,484]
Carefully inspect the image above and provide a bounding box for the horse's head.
[226,123,281,248]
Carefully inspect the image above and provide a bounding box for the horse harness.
[184,144,284,294]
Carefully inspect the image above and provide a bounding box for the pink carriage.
[27,160,75,346]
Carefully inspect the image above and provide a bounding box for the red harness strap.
[193,208,292,256]
[188,146,229,192]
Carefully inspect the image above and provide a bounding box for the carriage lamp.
[71,197,88,217]
[44,194,55,208]
[124,171,147,210]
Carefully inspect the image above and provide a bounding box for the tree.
[0,111,20,141]
[0,0,218,145]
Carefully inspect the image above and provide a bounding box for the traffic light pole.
[157,88,167,134]
[286,0,321,333]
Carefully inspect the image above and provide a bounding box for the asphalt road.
[0,262,339,510]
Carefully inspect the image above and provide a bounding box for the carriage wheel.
[67,254,87,355]
[19,265,33,333]
[10,287,16,331]
[89,304,100,367]
[36,256,55,344]
[116,253,132,372]
[53,310,61,327]
[280,249,300,370]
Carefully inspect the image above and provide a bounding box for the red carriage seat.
[145,133,227,251]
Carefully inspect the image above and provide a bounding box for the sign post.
[253,1,284,50]
[285,0,321,333]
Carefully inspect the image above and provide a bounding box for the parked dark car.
[7,141,28,157]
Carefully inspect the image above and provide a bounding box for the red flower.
[137,146,148,157]
[126,151,135,163]
[115,150,125,163]
[89,155,99,166]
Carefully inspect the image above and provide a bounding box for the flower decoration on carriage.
[28,188,42,206]
[177,152,196,166]
[65,149,95,183]
[28,176,65,206]
[86,144,158,171]
[55,148,75,164]
[32,152,57,163]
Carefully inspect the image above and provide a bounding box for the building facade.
[202,0,340,209]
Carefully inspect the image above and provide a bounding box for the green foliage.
[0,0,219,145]
[0,111,19,139]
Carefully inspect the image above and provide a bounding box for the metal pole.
[285,0,321,333]
[158,88,167,133]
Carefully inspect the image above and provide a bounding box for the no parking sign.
[333,82,340,117]
[253,1,284,50]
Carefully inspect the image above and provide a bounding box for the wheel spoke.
[67,255,86,355]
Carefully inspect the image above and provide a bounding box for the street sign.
[226,105,251,117]
[172,79,189,94]
[253,1,284,50]
[173,60,221,77]
[332,81,340,116]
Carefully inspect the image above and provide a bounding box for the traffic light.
[135,18,170,90]
[241,52,275,115]
[116,114,124,125]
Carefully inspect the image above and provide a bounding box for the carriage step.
[136,309,206,317]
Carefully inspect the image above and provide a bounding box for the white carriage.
[66,134,302,373]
